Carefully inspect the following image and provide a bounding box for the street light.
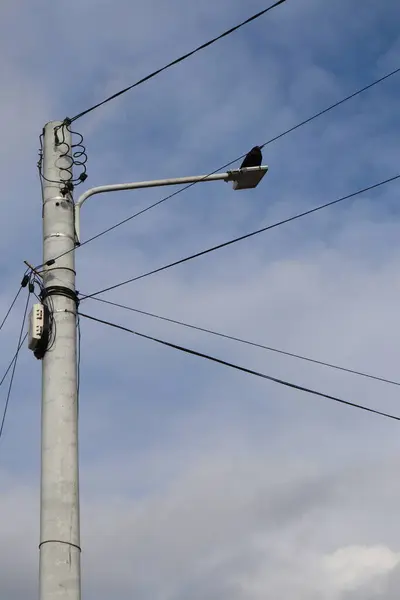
[74,165,268,244]
[36,121,268,600]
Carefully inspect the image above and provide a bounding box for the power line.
[86,295,400,388]
[80,174,400,301]
[0,287,22,333]
[259,66,400,149]
[65,67,400,252]
[78,311,400,423]
[37,65,400,270]
[68,0,288,123]
[0,272,30,334]
[76,314,81,417]
[0,290,31,443]
[0,334,28,393]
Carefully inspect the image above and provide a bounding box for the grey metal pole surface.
[39,121,81,600]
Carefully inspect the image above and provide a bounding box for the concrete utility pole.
[39,121,81,600]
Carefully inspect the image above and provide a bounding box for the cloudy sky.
[1,0,400,598]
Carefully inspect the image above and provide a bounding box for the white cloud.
[324,545,400,591]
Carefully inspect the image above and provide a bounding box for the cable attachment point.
[38,122,88,191]
[60,180,74,197]
[21,274,30,288]
[40,285,80,308]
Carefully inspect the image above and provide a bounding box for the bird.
[240,146,262,169]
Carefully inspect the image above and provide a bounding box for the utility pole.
[34,124,267,598]
[39,121,81,599]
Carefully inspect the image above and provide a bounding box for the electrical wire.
[86,295,400,388]
[0,271,31,336]
[80,174,400,300]
[0,334,28,392]
[68,0,288,123]
[0,289,31,443]
[76,314,81,417]
[36,65,400,270]
[0,288,23,334]
[38,124,88,192]
[78,311,400,423]
[258,66,400,150]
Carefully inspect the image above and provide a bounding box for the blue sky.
[1,0,400,598]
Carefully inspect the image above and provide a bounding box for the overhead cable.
[0,273,30,334]
[78,312,400,423]
[0,289,31,443]
[86,295,400,387]
[79,174,400,300]
[37,66,400,267]
[68,0,288,122]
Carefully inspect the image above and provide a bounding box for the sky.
[1,0,400,598]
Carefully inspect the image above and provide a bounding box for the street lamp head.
[229,165,269,190]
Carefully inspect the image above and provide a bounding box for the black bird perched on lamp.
[240,146,262,169]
